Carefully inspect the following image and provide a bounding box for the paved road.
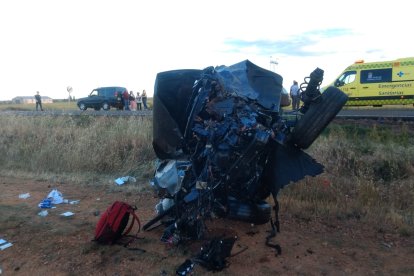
[337,108,414,121]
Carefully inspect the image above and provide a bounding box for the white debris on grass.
[0,239,12,251]
[47,189,64,204]
[38,210,48,217]
[60,211,74,217]
[18,193,30,199]
[115,176,136,185]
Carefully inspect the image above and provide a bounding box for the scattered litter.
[38,189,65,208]
[176,259,195,275]
[62,199,79,204]
[60,211,74,217]
[381,242,392,249]
[47,189,64,204]
[127,248,146,254]
[115,176,136,185]
[115,178,126,185]
[38,198,53,208]
[38,210,48,217]
[96,198,100,201]
[0,239,13,251]
[192,236,237,272]
[18,193,30,199]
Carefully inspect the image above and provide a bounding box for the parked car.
[77,86,127,110]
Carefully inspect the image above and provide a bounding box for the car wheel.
[102,102,110,110]
[79,103,87,111]
[289,86,348,149]
[226,197,271,225]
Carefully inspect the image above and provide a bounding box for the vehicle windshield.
[335,71,356,87]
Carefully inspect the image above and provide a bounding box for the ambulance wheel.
[289,86,348,149]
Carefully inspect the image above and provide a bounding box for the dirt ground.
[1,177,413,276]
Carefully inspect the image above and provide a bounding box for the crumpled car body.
[145,60,348,243]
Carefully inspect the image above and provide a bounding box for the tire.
[102,102,110,110]
[226,197,271,225]
[79,103,87,111]
[289,86,348,149]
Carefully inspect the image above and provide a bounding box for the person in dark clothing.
[129,91,136,110]
[35,91,44,111]
[122,90,130,110]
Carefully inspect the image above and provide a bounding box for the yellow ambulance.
[327,57,414,106]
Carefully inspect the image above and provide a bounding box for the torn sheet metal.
[146,60,346,245]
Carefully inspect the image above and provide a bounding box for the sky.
[0,0,412,101]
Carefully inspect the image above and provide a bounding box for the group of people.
[122,89,148,111]
[35,82,298,112]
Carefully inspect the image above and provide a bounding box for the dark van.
[77,86,127,110]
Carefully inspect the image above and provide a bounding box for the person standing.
[129,91,136,110]
[142,89,148,110]
[122,90,130,110]
[136,92,142,110]
[35,91,44,111]
[290,80,300,111]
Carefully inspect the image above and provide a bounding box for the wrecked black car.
[144,60,348,246]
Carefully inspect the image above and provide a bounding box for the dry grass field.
[0,114,413,275]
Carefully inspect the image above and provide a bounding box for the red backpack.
[94,201,141,244]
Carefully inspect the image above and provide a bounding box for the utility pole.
[67,86,73,102]
[270,56,278,72]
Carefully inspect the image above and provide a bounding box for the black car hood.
[215,60,282,111]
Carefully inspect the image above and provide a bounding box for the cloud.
[223,28,354,57]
